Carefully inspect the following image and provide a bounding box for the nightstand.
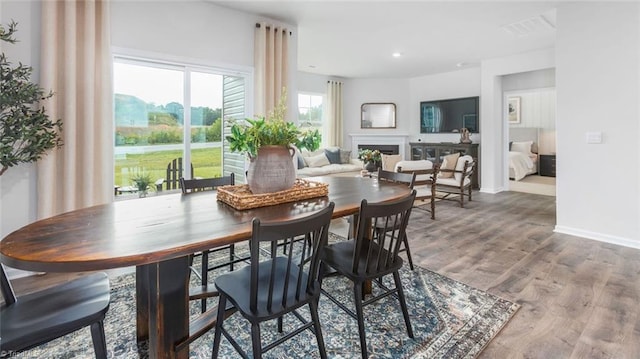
[539,154,556,177]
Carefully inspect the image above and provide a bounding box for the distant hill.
[115,94,220,127]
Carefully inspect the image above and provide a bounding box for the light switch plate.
[586,132,602,144]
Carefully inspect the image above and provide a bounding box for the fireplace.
[349,133,409,159]
[357,144,399,155]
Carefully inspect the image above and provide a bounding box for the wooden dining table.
[0,176,410,358]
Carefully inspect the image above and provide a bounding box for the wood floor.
[407,191,640,359]
[7,191,640,358]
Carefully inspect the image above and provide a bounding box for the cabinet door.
[411,146,424,160]
[424,147,436,162]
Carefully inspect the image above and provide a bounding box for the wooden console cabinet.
[409,142,480,189]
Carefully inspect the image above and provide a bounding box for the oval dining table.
[0,176,410,359]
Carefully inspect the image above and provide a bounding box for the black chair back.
[352,190,417,275]
[180,173,234,194]
[248,202,334,314]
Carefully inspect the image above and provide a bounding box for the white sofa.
[295,147,363,177]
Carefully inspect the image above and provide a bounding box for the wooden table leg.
[136,265,150,350]
[137,257,190,359]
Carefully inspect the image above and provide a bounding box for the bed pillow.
[511,141,533,155]
[381,154,402,171]
[305,153,330,168]
[339,149,352,164]
[324,147,341,164]
[439,152,460,178]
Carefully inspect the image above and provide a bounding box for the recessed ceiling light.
[456,62,467,68]
[392,52,402,58]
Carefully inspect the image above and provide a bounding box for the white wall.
[342,78,411,155]
[555,2,640,246]
[0,1,41,241]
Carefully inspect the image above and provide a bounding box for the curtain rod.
[255,23,292,36]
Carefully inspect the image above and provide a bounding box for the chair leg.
[251,322,262,359]
[309,299,328,359]
[402,234,415,270]
[353,283,368,359]
[211,295,227,359]
[468,186,472,202]
[277,316,284,333]
[90,320,107,359]
[229,244,235,271]
[459,189,464,208]
[430,198,435,220]
[393,271,414,338]
[201,250,210,312]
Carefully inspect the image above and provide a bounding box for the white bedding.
[509,151,536,181]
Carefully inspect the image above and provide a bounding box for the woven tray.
[217,178,329,210]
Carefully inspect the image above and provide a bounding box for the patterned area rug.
[19,237,518,359]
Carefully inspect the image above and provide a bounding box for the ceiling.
[210,1,557,79]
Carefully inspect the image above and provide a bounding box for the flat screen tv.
[420,96,479,133]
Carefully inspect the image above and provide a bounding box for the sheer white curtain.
[254,23,289,116]
[38,0,113,218]
[326,80,343,147]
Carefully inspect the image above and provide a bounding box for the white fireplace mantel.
[349,133,410,159]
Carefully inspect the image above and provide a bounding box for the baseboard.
[554,225,640,250]
[480,187,503,194]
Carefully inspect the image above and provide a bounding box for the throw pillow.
[339,149,352,164]
[439,152,460,178]
[324,147,341,164]
[305,153,330,168]
[381,154,402,171]
[510,141,533,155]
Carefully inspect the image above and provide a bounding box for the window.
[297,92,324,145]
[113,57,247,196]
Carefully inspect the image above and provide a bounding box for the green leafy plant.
[226,89,321,157]
[295,128,322,152]
[0,21,63,176]
[131,172,154,193]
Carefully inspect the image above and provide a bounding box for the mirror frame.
[361,103,396,129]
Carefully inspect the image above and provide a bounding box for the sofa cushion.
[324,147,341,164]
[306,153,331,168]
[296,163,362,177]
[339,149,352,164]
[381,154,402,171]
[439,153,460,178]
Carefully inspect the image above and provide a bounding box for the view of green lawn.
[115,147,222,188]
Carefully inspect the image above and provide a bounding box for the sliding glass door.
[113,57,247,196]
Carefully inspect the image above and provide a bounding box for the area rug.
[19,240,518,359]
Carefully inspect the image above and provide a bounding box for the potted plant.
[226,90,322,194]
[358,149,382,172]
[1,21,63,176]
[131,172,153,197]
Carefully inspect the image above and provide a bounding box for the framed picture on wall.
[508,97,521,124]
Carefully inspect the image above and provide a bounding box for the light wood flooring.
[7,191,640,358]
[407,191,640,359]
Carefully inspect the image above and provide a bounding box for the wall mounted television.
[420,96,479,133]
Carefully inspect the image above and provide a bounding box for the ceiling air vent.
[502,14,556,37]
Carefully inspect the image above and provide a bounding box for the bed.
[509,128,539,181]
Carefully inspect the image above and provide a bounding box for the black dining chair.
[320,191,417,359]
[211,202,335,359]
[180,174,251,312]
[0,265,111,358]
[376,169,417,270]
